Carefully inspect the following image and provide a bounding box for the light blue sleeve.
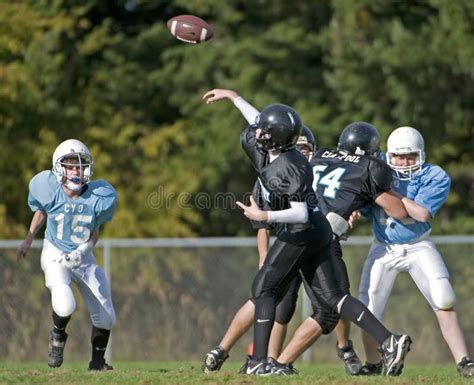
[28,171,58,212]
[90,180,117,230]
[414,165,450,217]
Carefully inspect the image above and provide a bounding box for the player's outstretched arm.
[203,88,260,124]
[16,210,47,261]
[202,89,239,104]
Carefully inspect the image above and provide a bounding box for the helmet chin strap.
[64,177,84,191]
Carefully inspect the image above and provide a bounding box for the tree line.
[0,0,472,239]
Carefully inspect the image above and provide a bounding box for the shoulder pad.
[29,171,59,208]
[421,163,449,180]
[88,179,117,208]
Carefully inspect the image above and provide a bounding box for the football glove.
[59,239,94,269]
[326,212,349,238]
[59,249,83,269]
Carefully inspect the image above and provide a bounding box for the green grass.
[0,362,470,385]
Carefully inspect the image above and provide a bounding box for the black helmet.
[297,126,316,160]
[297,126,316,150]
[337,122,380,155]
[255,103,302,152]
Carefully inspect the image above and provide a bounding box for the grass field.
[0,362,470,385]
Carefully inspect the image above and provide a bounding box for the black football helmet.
[337,122,380,155]
[297,126,316,160]
[255,103,302,152]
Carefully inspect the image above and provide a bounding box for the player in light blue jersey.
[16,139,117,371]
[357,127,473,377]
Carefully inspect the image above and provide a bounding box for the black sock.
[252,296,276,361]
[339,296,390,345]
[91,327,110,362]
[52,311,70,336]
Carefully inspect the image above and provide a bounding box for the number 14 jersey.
[309,148,393,220]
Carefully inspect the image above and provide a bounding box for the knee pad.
[51,284,76,317]
[312,309,340,335]
[430,278,456,310]
[91,307,116,330]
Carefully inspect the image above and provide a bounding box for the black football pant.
[299,237,391,343]
[272,241,350,327]
[251,222,336,360]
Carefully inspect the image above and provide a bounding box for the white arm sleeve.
[267,201,309,224]
[233,96,260,124]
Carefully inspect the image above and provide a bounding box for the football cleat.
[268,359,299,376]
[336,339,363,375]
[243,358,271,375]
[379,334,412,376]
[48,329,68,368]
[88,358,113,371]
[457,356,474,377]
[202,346,229,373]
[238,355,252,374]
[360,361,383,375]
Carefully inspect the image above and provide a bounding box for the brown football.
[166,15,213,44]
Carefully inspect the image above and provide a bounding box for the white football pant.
[359,238,456,319]
[41,239,116,330]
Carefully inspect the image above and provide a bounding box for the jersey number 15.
[55,214,93,244]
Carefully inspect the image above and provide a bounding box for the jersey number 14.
[312,165,346,199]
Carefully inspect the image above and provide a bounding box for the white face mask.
[386,127,425,180]
[387,151,424,180]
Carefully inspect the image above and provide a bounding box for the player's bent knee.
[51,284,76,316]
[312,310,340,334]
[430,278,456,310]
[91,307,116,330]
[275,298,297,324]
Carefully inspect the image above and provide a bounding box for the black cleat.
[244,358,270,375]
[336,340,363,375]
[360,361,383,375]
[268,359,299,376]
[238,355,252,374]
[457,356,474,377]
[379,334,412,376]
[48,329,67,368]
[88,358,113,371]
[202,346,229,373]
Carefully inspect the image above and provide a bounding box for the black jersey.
[241,125,318,212]
[250,179,276,231]
[241,125,326,243]
[309,148,393,219]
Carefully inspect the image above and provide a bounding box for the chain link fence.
[0,236,472,364]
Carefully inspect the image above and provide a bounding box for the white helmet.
[386,126,425,180]
[52,139,93,191]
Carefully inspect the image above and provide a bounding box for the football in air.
[166,15,213,44]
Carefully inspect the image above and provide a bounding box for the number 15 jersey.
[310,148,393,220]
[28,171,117,253]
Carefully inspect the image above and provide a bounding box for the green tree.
[0,0,472,238]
